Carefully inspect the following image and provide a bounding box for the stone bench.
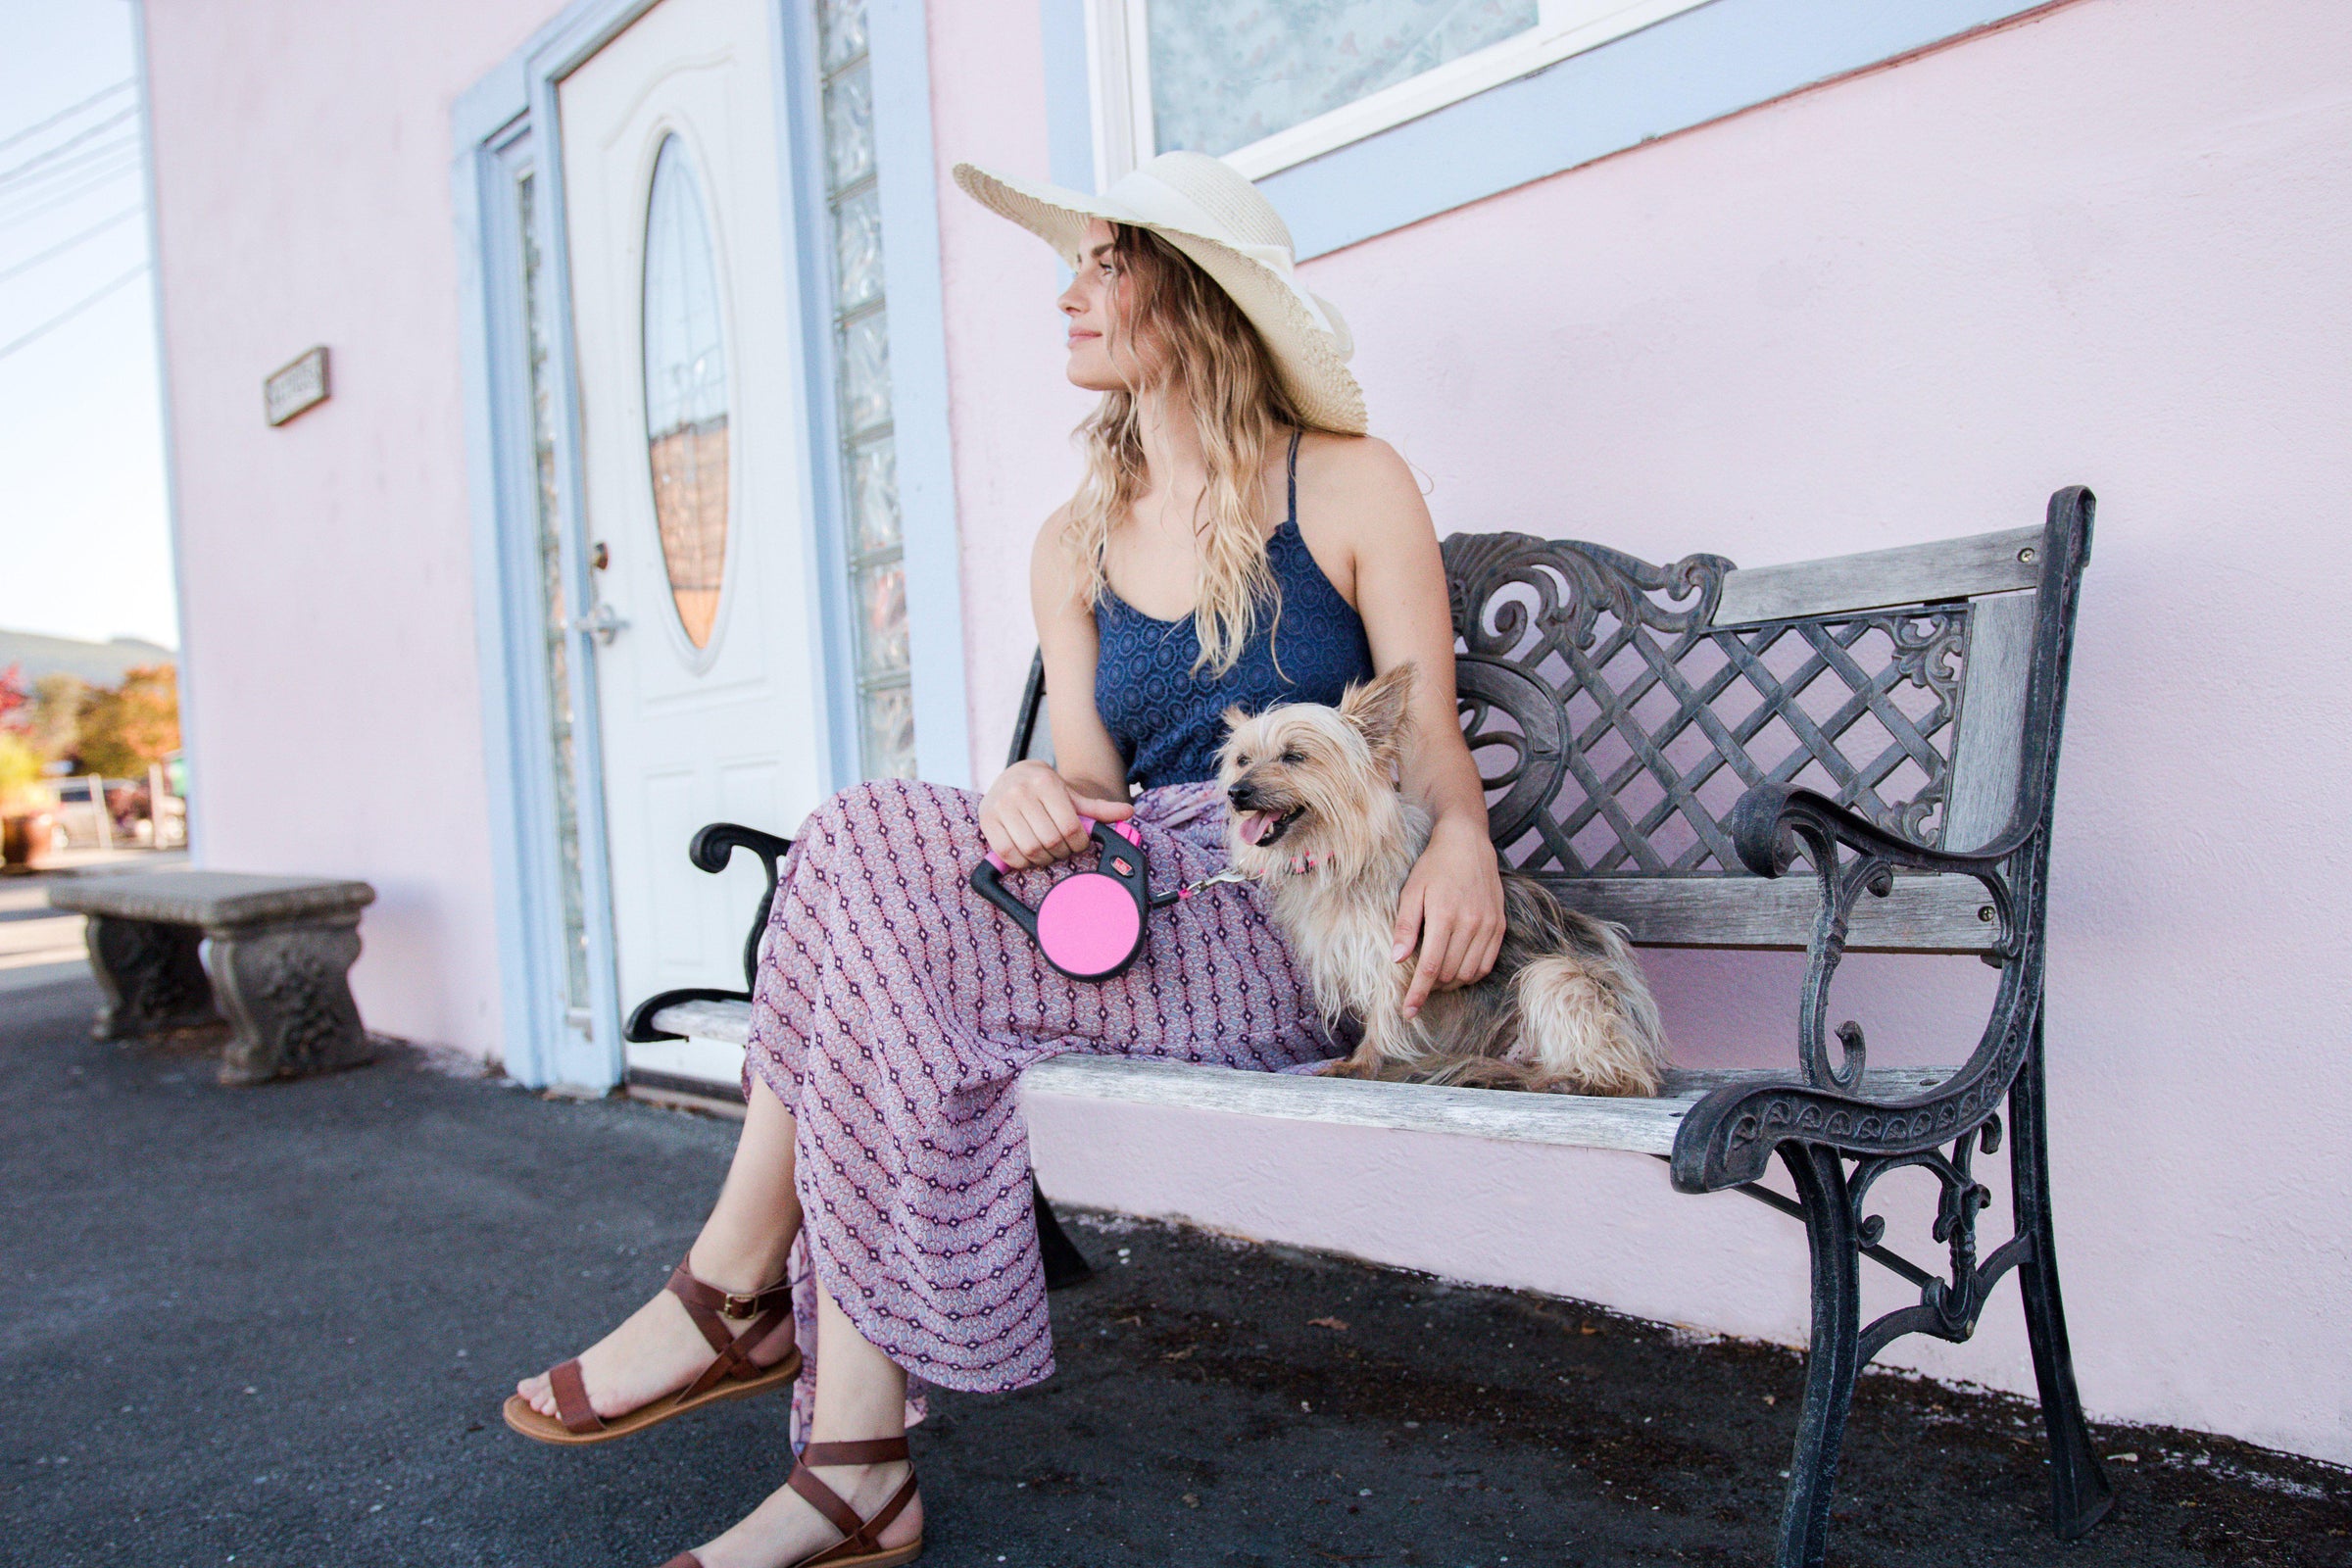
[624,489,2108,1568]
[48,871,375,1085]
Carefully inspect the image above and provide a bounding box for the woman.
[506,149,1504,1568]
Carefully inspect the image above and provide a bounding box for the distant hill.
[0,629,177,689]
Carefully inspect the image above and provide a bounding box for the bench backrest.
[1010,500,2085,956]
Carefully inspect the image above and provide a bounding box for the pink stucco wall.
[938,0,2352,1462]
[139,0,2349,1470]
[925,7,1099,778]
[142,0,553,1057]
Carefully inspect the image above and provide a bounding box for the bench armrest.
[1668,781,2037,1194]
[621,821,796,1044]
[1729,781,2027,886]
[689,821,795,993]
[689,821,795,876]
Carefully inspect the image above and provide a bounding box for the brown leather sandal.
[501,1258,801,1446]
[662,1437,921,1568]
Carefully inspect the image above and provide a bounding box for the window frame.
[1046,0,2066,264]
[1084,0,1716,184]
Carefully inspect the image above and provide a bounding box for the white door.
[561,0,831,1089]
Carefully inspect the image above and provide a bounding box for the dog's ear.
[1339,662,1415,768]
[1218,703,1250,735]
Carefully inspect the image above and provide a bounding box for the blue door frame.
[451,0,968,1089]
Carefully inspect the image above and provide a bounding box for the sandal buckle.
[719,1290,765,1317]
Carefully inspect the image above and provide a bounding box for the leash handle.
[981,813,1138,875]
[968,816,1152,981]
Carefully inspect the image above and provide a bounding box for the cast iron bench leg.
[1034,1175,1093,1289]
[2011,1018,2114,1538]
[84,915,219,1039]
[1778,1142,1863,1568]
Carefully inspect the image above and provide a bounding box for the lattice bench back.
[1444,522,2061,954]
[1008,514,2074,956]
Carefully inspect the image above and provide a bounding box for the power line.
[0,151,143,230]
[0,131,144,196]
[0,105,140,186]
[0,79,135,158]
[0,262,149,364]
[0,204,142,284]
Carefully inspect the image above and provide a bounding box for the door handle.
[574,603,628,645]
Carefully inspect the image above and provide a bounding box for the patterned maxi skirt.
[741,775,1340,1436]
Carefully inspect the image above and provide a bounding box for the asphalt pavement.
[2,971,2345,1566]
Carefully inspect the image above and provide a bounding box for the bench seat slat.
[648,997,760,1045]
[1711,525,2041,626]
[646,999,1955,1155]
[1545,874,1996,951]
[1020,1055,1689,1154]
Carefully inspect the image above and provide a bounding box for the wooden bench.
[48,870,376,1085]
[626,488,2107,1567]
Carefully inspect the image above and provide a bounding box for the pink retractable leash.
[967,814,1237,981]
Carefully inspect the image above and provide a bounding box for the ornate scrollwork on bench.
[1439,529,2033,1196]
[1442,531,1973,880]
[1846,1116,2034,1363]
[1666,779,2040,1192]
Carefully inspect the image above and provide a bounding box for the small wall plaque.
[264,346,330,426]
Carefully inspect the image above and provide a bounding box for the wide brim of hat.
[952,160,1367,436]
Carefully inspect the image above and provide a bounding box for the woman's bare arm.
[975,509,1135,870]
[1029,506,1130,802]
[1306,436,1505,1013]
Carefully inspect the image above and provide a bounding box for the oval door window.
[641,133,730,651]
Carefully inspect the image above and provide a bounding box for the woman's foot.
[514,1257,797,1424]
[690,1454,922,1568]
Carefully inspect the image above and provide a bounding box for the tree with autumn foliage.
[76,664,180,779]
[24,673,87,762]
[0,664,25,734]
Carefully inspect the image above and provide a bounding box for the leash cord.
[1149,865,1251,908]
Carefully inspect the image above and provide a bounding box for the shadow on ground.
[3,976,2345,1566]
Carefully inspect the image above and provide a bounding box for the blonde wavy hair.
[1064,223,1331,675]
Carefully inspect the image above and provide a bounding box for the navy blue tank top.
[1095,429,1377,790]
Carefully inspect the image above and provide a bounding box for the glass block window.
[518,172,591,1011]
[815,0,915,780]
[1094,0,1712,181]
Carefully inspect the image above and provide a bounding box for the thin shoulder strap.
[1285,426,1301,528]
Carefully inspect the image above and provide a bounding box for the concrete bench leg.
[84,915,220,1040]
[203,913,373,1085]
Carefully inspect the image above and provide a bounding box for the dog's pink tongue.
[1239,810,1275,846]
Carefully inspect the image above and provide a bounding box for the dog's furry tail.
[1512,946,1668,1098]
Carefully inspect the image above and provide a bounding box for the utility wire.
[0,204,142,284]
[0,261,149,365]
[0,105,140,185]
[0,130,144,195]
[0,152,143,230]
[0,78,135,157]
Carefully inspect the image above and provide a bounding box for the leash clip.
[1156,865,1251,907]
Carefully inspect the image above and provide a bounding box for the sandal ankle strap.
[665,1258,793,1320]
[785,1446,919,1564]
[801,1436,909,1466]
[664,1257,796,1403]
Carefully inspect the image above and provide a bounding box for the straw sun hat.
[951,149,1367,435]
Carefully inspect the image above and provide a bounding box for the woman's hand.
[1391,814,1506,1019]
[979,760,1134,870]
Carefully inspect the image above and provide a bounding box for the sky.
[0,0,178,651]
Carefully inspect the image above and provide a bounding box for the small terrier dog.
[1218,663,1668,1097]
